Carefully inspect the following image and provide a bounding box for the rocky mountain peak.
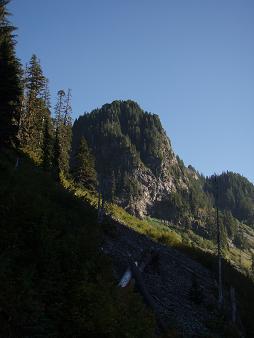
[72,100,189,218]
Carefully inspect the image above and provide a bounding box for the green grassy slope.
[67,176,252,276]
[63,177,254,337]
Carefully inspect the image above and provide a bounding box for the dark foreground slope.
[0,150,155,337]
[1,149,254,337]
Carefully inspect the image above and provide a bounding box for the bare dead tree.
[97,176,103,223]
[215,174,223,308]
[118,251,167,332]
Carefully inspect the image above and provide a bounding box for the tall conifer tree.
[0,0,22,148]
[41,77,53,169]
[53,90,65,180]
[42,114,53,170]
[20,55,48,156]
[62,89,72,174]
[53,89,72,177]
[72,136,97,190]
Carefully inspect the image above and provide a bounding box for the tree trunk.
[230,286,236,323]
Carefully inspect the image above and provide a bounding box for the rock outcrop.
[72,100,189,218]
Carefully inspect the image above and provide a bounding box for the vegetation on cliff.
[72,101,254,260]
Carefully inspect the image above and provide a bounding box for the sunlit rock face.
[72,100,189,218]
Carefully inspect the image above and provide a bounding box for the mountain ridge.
[72,99,254,260]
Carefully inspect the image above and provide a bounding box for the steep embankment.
[0,149,155,337]
[102,216,254,338]
[103,220,219,337]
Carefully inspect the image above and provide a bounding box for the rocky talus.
[102,220,242,337]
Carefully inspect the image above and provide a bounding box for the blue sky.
[9,0,254,182]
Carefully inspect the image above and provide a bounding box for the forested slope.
[205,172,254,228]
[0,149,155,337]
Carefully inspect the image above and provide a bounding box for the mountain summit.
[72,100,190,218]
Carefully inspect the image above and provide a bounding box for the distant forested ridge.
[205,172,254,228]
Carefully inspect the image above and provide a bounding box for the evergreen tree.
[42,113,53,171]
[234,228,246,250]
[205,172,254,228]
[53,128,61,181]
[223,210,237,239]
[43,78,51,110]
[20,54,49,159]
[53,90,65,180]
[53,89,72,176]
[61,88,72,174]
[54,89,65,128]
[72,136,97,190]
[26,55,45,95]
[110,170,116,202]
[251,253,254,275]
[0,0,22,148]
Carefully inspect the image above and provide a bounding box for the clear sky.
[9,0,254,182]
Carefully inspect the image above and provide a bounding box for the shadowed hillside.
[0,149,155,337]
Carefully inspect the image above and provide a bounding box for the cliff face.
[72,100,189,218]
[127,144,188,218]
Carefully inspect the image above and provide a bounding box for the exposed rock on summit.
[72,100,189,218]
